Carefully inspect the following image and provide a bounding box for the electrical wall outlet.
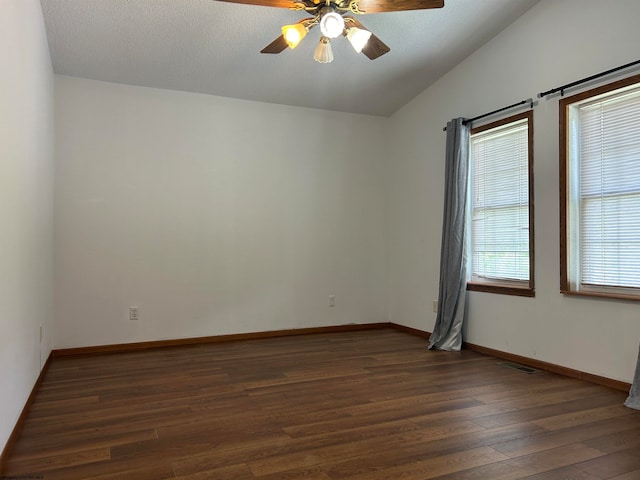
[433,301,438,313]
[129,306,139,321]
[328,295,336,307]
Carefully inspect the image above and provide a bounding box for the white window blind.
[571,85,640,290]
[470,118,530,283]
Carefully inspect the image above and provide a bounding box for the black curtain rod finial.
[442,118,469,132]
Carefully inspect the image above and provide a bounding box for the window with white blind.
[560,74,640,299]
[468,111,534,296]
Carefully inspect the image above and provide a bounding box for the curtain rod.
[538,58,640,98]
[441,59,640,132]
[442,98,533,131]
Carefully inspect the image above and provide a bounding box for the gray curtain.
[624,342,640,410]
[429,118,470,351]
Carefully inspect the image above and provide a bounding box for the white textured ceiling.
[40,0,539,116]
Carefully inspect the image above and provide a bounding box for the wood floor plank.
[283,397,485,438]
[492,415,640,458]
[516,465,600,480]
[470,380,603,405]
[5,447,111,475]
[171,418,430,477]
[504,443,606,477]
[8,428,158,460]
[472,393,625,429]
[81,462,177,480]
[172,463,255,480]
[580,425,640,454]
[170,434,294,477]
[247,420,487,476]
[608,470,640,480]
[28,458,177,480]
[27,394,100,416]
[322,422,544,479]
[256,465,332,480]
[3,328,640,480]
[573,448,640,478]
[531,403,633,431]
[329,446,509,480]
[425,461,530,480]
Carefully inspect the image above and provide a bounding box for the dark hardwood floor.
[3,329,640,479]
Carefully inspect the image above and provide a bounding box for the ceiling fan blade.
[213,0,443,12]
[214,0,295,9]
[361,34,390,60]
[261,35,288,54]
[349,0,443,14]
[344,16,390,60]
[260,19,315,54]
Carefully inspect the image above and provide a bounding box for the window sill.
[467,282,535,297]
[560,288,640,302]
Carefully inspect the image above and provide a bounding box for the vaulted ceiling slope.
[41,0,539,116]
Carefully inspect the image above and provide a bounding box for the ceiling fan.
[215,0,444,63]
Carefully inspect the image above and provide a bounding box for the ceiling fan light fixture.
[319,11,345,39]
[313,36,334,64]
[346,26,372,53]
[281,23,307,49]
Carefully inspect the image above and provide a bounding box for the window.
[560,74,640,300]
[468,111,534,296]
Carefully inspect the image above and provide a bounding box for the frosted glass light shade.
[319,12,344,39]
[282,23,307,49]
[314,37,333,63]
[346,26,372,53]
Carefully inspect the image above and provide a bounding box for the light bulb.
[346,26,372,53]
[319,12,345,39]
[313,37,334,64]
[281,23,307,49]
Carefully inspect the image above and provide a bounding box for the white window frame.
[468,111,535,297]
[560,74,640,300]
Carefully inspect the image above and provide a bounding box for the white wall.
[0,0,54,455]
[54,77,388,348]
[388,0,640,383]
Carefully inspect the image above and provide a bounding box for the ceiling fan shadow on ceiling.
[215,0,444,63]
